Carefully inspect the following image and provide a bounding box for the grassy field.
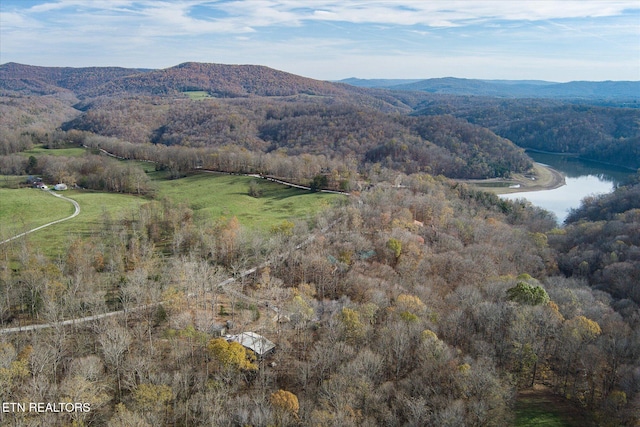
[1,169,342,256]
[156,172,341,230]
[1,188,145,255]
[515,401,569,426]
[515,387,596,427]
[0,187,75,239]
[183,90,213,100]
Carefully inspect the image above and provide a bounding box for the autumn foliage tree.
[207,338,257,372]
[270,389,300,425]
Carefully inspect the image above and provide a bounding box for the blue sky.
[1,0,639,81]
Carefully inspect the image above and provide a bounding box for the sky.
[1,0,639,82]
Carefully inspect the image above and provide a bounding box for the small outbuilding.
[227,332,275,358]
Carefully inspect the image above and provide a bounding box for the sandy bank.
[459,163,566,194]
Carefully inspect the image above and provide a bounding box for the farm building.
[227,332,275,358]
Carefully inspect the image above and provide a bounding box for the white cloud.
[1,0,638,80]
[0,11,42,29]
[217,1,640,27]
[18,0,638,32]
[5,1,639,37]
[28,0,137,13]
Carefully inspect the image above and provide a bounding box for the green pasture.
[515,403,568,427]
[183,91,213,100]
[514,390,595,427]
[1,188,144,256]
[1,169,342,257]
[156,172,341,230]
[0,187,74,237]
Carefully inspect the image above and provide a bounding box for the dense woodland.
[2,62,638,173]
[0,62,639,426]
[414,97,640,170]
[553,177,640,305]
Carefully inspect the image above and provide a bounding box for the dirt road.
[0,189,80,246]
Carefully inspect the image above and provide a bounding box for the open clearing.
[20,145,88,157]
[183,90,213,100]
[1,170,342,256]
[515,386,596,427]
[0,187,74,241]
[155,172,341,230]
[1,188,144,256]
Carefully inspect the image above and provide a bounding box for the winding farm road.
[0,189,80,246]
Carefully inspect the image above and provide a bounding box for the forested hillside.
[1,169,638,426]
[81,62,353,98]
[550,177,640,304]
[0,62,149,96]
[63,104,530,179]
[1,61,639,426]
[2,62,533,180]
[414,96,640,170]
[0,96,81,154]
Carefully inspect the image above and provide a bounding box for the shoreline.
[459,163,566,195]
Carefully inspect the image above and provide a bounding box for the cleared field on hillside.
[0,187,74,239]
[183,90,213,100]
[155,172,341,230]
[1,171,342,256]
[514,386,596,427]
[1,188,144,256]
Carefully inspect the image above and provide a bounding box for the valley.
[0,61,638,427]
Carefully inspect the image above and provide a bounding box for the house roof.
[227,332,275,357]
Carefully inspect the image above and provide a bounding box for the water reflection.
[501,151,633,224]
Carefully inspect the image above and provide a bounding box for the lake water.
[501,151,633,224]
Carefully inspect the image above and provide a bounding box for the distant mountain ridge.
[0,62,355,97]
[3,62,636,103]
[0,62,150,96]
[0,62,412,112]
[338,76,640,101]
[338,77,425,87]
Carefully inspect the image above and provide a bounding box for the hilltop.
[0,62,409,112]
[0,62,149,96]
